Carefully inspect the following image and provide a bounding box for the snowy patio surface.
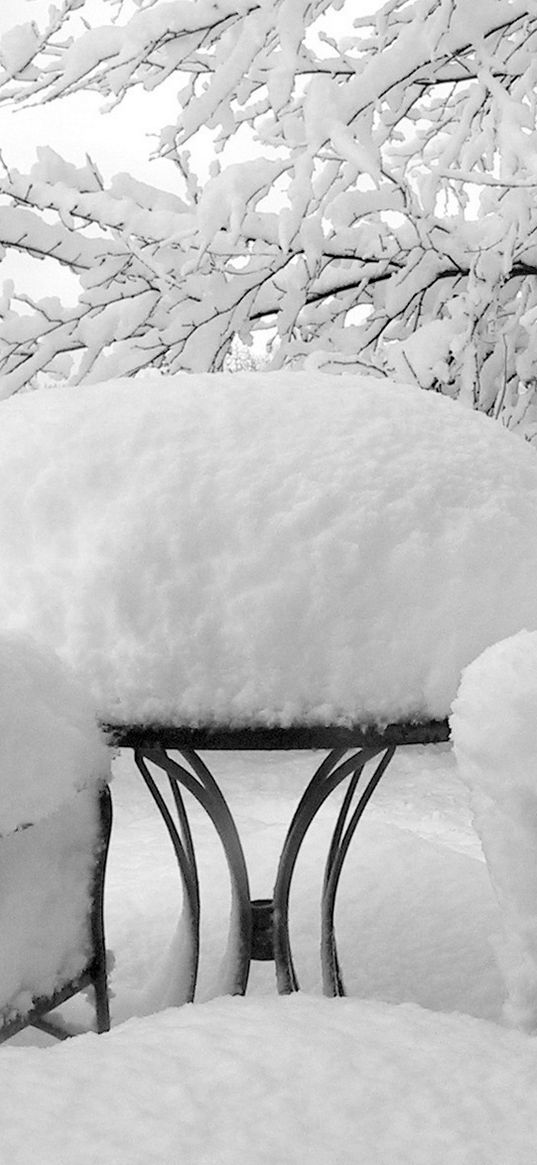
[4,745,537,1164]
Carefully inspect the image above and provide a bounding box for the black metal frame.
[0,784,112,1043]
[108,720,449,1002]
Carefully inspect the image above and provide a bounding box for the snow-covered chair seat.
[0,636,112,1042]
[0,370,537,1004]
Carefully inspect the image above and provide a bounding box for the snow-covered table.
[1,371,537,1006]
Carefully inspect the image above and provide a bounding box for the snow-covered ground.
[4,743,537,1164]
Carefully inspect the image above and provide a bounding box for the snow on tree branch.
[1,0,537,436]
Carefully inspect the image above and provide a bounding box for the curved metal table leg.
[273,745,397,996]
[135,745,252,1002]
[321,746,396,996]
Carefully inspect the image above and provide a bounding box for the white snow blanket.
[452,630,537,1031]
[1,372,537,727]
[3,996,537,1165]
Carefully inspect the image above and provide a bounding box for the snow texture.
[1,372,537,728]
[4,994,537,1165]
[452,630,537,1031]
[0,633,110,835]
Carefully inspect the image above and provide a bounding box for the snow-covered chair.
[0,636,112,1042]
[452,630,537,1033]
[1,372,537,1006]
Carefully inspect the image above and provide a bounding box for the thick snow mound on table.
[1,372,537,726]
[0,633,110,834]
[452,631,537,1031]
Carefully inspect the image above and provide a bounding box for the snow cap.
[1,372,537,728]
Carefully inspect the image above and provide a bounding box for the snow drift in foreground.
[1,372,537,727]
[4,995,537,1165]
[0,632,110,834]
[452,630,537,1031]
